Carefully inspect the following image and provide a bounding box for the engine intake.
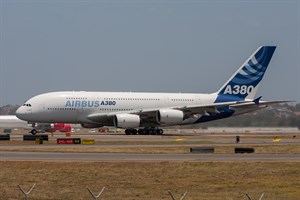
[114,114,140,128]
[157,109,184,125]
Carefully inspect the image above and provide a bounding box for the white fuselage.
[16,91,219,126]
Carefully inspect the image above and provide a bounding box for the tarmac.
[1,151,299,162]
[1,129,300,162]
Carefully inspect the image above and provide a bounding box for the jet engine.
[114,114,140,128]
[156,109,184,125]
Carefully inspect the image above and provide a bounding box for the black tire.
[150,129,155,135]
[157,129,163,135]
[30,129,37,135]
[132,129,137,135]
[125,129,131,135]
[144,129,150,135]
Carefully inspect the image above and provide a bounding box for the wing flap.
[230,100,291,108]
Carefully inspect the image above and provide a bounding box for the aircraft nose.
[16,107,26,120]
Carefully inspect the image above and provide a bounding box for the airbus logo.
[65,100,116,107]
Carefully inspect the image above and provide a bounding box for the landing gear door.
[195,95,201,105]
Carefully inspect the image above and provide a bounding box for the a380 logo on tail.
[224,85,254,95]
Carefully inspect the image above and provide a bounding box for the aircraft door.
[39,104,46,112]
[37,104,49,121]
[195,95,201,105]
[77,106,84,121]
[163,95,170,107]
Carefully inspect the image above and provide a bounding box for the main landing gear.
[125,128,164,135]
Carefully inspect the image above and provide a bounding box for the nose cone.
[16,107,27,121]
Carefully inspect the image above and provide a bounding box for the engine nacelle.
[156,109,184,125]
[81,123,102,128]
[114,114,140,128]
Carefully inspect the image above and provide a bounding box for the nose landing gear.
[30,129,38,135]
[30,123,37,135]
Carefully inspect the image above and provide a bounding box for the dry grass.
[0,161,299,200]
[0,143,300,154]
[1,132,299,199]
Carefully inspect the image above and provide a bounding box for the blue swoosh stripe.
[215,46,276,103]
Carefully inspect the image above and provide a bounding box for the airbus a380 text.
[16,46,288,135]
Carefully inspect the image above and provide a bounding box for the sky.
[0,0,299,106]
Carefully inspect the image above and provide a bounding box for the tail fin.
[215,46,276,103]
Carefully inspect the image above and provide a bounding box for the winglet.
[253,96,262,105]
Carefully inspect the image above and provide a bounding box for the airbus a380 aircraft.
[16,46,288,135]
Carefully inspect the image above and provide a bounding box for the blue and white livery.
[215,46,276,102]
[16,46,288,135]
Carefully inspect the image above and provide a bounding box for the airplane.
[16,46,288,135]
[0,115,72,134]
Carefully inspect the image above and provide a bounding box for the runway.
[1,130,300,162]
[1,151,299,162]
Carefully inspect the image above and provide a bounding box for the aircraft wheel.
[144,129,150,135]
[132,129,137,135]
[157,129,163,135]
[152,129,158,135]
[125,129,131,135]
[30,129,37,135]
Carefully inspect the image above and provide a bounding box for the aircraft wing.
[87,101,238,123]
[231,100,291,107]
[87,99,291,126]
[135,101,240,118]
[174,99,291,116]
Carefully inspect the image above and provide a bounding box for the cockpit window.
[23,104,32,107]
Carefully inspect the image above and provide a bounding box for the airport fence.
[15,183,266,200]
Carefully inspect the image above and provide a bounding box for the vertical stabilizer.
[215,46,276,103]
